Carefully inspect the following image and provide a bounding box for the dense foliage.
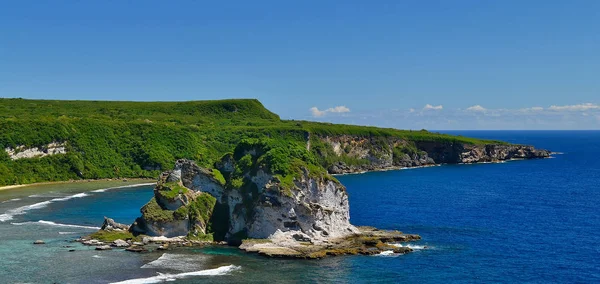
[0,98,503,186]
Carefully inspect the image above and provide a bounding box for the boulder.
[95,245,112,250]
[33,240,45,245]
[101,217,129,231]
[112,239,129,247]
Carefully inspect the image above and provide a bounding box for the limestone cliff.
[131,158,358,244]
[311,135,550,174]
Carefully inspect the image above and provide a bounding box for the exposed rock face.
[314,135,550,174]
[415,141,551,164]
[101,217,129,231]
[4,142,66,160]
[129,175,217,239]
[317,135,435,174]
[239,227,421,258]
[173,159,358,243]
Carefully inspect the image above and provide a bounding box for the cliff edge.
[125,139,422,258]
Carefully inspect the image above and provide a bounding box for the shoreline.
[0,178,156,192]
[331,156,554,176]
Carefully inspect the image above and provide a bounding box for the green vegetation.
[186,231,214,242]
[140,198,176,222]
[211,169,226,186]
[156,182,189,200]
[188,193,217,229]
[87,230,142,242]
[0,98,505,186]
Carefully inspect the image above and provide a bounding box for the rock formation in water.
[131,158,358,242]
[125,139,423,257]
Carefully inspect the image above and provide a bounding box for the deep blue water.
[0,131,598,283]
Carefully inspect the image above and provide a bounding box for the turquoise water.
[0,131,599,283]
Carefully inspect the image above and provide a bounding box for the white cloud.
[309,107,326,117]
[521,106,544,112]
[466,105,486,112]
[326,106,350,113]
[309,105,350,117]
[423,104,443,110]
[409,108,415,113]
[548,103,599,111]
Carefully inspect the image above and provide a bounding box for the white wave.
[10,220,100,230]
[91,183,156,193]
[29,194,62,198]
[50,193,89,202]
[58,231,77,235]
[378,250,395,256]
[141,253,208,271]
[389,243,429,250]
[0,200,52,222]
[1,198,21,203]
[0,191,96,222]
[111,265,241,284]
[92,255,102,258]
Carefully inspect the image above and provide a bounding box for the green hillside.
[0,98,502,186]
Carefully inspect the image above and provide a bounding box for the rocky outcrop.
[126,156,423,258]
[129,175,217,239]
[313,135,550,174]
[4,142,66,160]
[415,141,551,164]
[239,227,421,258]
[153,159,359,243]
[101,217,130,231]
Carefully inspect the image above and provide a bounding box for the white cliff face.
[143,218,190,238]
[247,170,358,243]
[5,142,66,160]
[171,159,357,244]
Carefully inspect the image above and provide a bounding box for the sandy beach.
[0,178,155,192]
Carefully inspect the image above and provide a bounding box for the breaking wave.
[91,183,155,193]
[1,198,21,203]
[141,253,208,270]
[0,191,94,222]
[378,250,396,256]
[50,192,89,202]
[0,200,52,222]
[389,243,429,250]
[11,220,100,230]
[110,265,241,284]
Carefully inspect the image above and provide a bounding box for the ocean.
[0,131,598,283]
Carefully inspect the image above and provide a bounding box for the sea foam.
[141,253,208,271]
[0,191,96,222]
[389,243,429,250]
[11,220,100,230]
[0,200,52,222]
[110,265,241,284]
[91,183,155,193]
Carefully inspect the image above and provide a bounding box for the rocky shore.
[240,226,421,258]
[318,135,551,174]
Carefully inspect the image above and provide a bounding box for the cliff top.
[0,98,520,186]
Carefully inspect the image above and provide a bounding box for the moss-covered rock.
[87,230,141,242]
[141,197,175,223]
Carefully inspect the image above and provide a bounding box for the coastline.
[331,156,553,176]
[0,178,156,192]
[2,154,555,190]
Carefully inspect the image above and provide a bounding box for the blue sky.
[1,1,599,129]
